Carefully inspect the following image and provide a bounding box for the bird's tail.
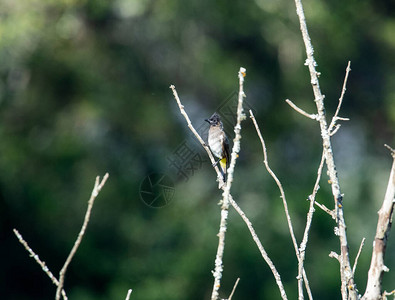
[219,158,227,182]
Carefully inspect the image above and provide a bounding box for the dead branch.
[292,0,356,297]
[14,173,109,300]
[362,148,395,300]
[56,173,109,300]
[211,67,247,300]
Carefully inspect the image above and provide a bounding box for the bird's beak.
[205,119,210,123]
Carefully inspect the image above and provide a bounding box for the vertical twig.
[328,61,352,134]
[353,237,366,276]
[227,278,240,300]
[56,173,109,300]
[293,0,356,298]
[297,150,325,300]
[222,67,247,208]
[211,67,246,300]
[125,289,133,300]
[250,110,310,299]
[362,147,395,300]
[249,110,299,259]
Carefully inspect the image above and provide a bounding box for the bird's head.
[205,112,221,126]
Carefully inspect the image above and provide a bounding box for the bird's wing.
[222,135,231,170]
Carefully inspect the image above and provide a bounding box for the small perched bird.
[205,112,230,181]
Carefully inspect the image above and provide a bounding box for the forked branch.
[56,173,109,300]
[14,173,109,300]
[292,0,356,297]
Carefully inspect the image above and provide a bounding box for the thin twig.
[384,144,395,156]
[383,290,395,298]
[211,67,246,300]
[293,0,356,297]
[352,237,366,276]
[227,278,240,300]
[286,99,318,120]
[13,229,68,300]
[312,200,335,218]
[56,173,109,300]
[297,150,325,300]
[250,110,302,299]
[249,111,300,258]
[328,61,352,134]
[125,289,133,300]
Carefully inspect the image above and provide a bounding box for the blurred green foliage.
[1,0,394,299]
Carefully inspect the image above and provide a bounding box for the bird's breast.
[208,128,224,159]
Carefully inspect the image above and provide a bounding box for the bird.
[205,112,230,181]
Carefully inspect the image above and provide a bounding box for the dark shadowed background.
[1,0,394,299]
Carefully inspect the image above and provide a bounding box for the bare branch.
[211,67,247,300]
[210,207,228,300]
[353,237,366,276]
[56,173,109,300]
[297,151,325,300]
[227,278,240,300]
[250,110,304,299]
[13,229,68,300]
[362,151,395,300]
[14,173,109,300]
[384,144,395,155]
[286,99,318,120]
[328,61,352,134]
[125,289,133,300]
[293,0,356,297]
[223,67,247,205]
[305,151,335,218]
[250,110,299,257]
[310,198,335,218]
[383,290,395,298]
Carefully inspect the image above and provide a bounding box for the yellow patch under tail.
[219,158,227,180]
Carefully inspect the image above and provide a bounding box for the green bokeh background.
[1,0,394,299]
